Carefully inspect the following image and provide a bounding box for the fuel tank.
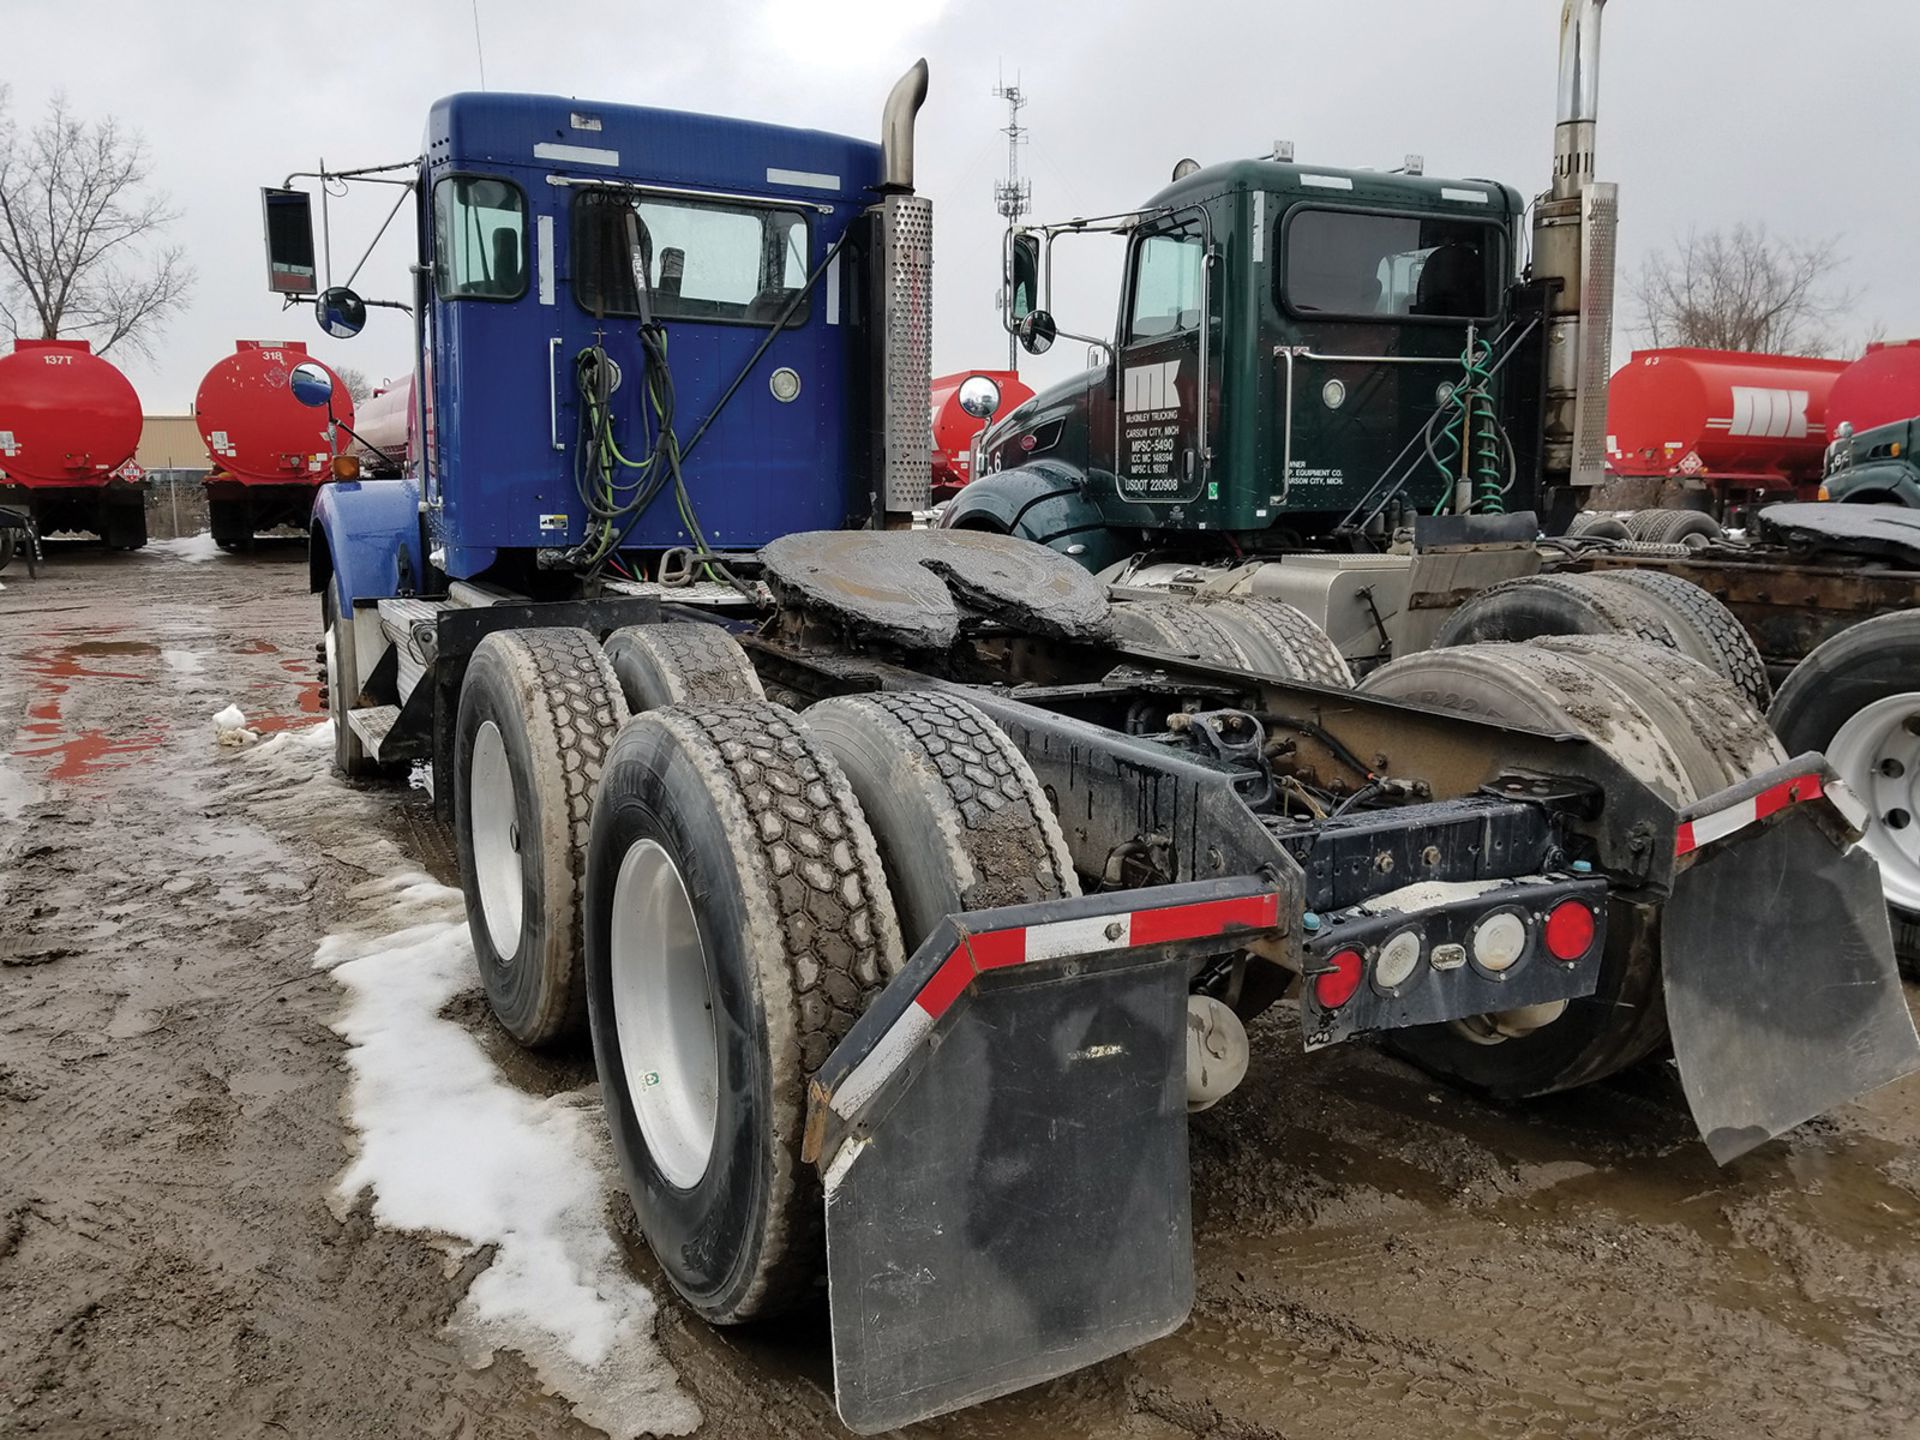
[0,339,142,489]
[194,341,354,487]
[1606,347,1848,492]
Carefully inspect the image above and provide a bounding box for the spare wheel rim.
[1828,693,1920,913]
[469,720,525,958]
[611,838,720,1189]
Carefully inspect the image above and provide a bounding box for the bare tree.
[333,364,372,406]
[1630,224,1856,357]
[0,89,194,357]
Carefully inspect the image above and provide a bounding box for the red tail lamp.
[1314,948,1365,1009]
[1544,900,1597,961]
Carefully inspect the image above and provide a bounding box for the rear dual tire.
[1109,596,1354,687]
[585,701,905,1322]
[454,627,629,1047]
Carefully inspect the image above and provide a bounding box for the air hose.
[1427,330,1514,516]
[569,229,854,589]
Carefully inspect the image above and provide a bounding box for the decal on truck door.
[1119,360,1188,499]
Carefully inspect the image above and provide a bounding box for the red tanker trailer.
[195,340,354,549]
[930,368,1034,501]
[0,338,147,565]
[347,373,413,479]
[1606,348,1850,506]
[1827,340,1920,436]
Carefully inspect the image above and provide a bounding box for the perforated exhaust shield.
[880,194,934,512]
[1571,182,1618,488]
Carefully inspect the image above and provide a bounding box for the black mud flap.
[1664,759,1920,1164]
[806,879,1287,1434]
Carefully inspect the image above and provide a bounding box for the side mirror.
[289,361,335,409]
[315,286,367,340]
[956,374,1002,420]
[261,187,317,296]
[1007,232,1040,331]
[1017,310,1057,357]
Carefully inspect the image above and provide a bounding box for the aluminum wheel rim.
[610,839,720,1189]
[469,720,524,958]
[1828,693,1920,913]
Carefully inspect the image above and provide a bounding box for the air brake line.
[570,228,854,590]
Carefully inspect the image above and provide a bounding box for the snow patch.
[161,648,204,677]
[315,871,699,1437]
[150,531,221,563]
[213,703,259,747]
[0,755,38,824]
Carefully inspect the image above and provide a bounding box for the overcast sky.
[4,0,1916,412]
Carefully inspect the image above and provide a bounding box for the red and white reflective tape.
[1675,771,1862,857]
[826,891,1282,1122]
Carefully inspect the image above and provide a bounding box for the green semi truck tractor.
[944,1,1615,580]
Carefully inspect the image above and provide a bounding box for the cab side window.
[1126,229,1205,343]
[433,176,528,301]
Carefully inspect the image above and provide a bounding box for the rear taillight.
[1314,948,1364,1009]
[1544,900,1597,961]
[1471,911,1528,972]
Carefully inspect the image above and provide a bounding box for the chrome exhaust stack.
[1534,0,1617,493]
[868,61,934,525]
[880,59,929,194]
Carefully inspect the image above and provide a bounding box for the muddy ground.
[5,543,1920,1440]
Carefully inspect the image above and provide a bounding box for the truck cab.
[297,79,933,613]
[945,160,1535,564]
[1824,416,1920,507]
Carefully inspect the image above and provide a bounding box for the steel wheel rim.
[610,838,720,1189]
[1828,693,1920,912]
[469,720,525,958]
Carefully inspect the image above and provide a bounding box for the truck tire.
[601,622,765,712]
[455,627,629,1047]
[0,528,15,575]
[1568,511,1633,541]
[1110,599,1264,668]
[1601,568,1771,709]
[584,701,904,1323]
[806,690,1080,947]
[1624,508,1721,547]
[1201,597,1355,687]
[322,586,376,778]
[1433,573,1680,654]
[1769,611,1920,977]
[1358,638,1782,1098]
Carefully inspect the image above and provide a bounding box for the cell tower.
[993,72,1032,369]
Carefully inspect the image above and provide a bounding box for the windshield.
[1282,208,1502,321]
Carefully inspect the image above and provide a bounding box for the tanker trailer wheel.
[806,690,1080,946]
[1358,638,1783,1098]
[1623,508,1722,547]
[1110,599,1267,669]
[583,701,904,1322]
[455,627,629,1047]
[1770,610,1920,977]
[0,528,15,575]
[1599,568,1770,709]
[209,499,254,553]
[321,585,377,778]
[601,622,765,712]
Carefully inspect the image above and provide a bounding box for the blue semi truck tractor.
[265,59,1920,1433]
